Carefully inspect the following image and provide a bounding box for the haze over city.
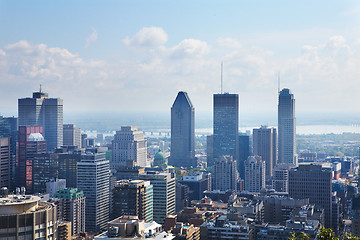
[1,1,360,126]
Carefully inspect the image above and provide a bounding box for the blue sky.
[1,0,360,117]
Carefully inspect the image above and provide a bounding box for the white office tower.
[77,152,109,233]
[278,88,297,166]
[111,126,148,171]
[245,156,265,193]
[63,124,81,148]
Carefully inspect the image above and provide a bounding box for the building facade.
[278,88,296,165]
[0,137,10,188]
[112,179,153,223]
[289,164,332,228]
[63,124,81,148]
[18,91,63,151]
[54,188,86,236]
[170,91,196,168]
[112,126,148,170]
[245,156,266,193]
[77,152,110,233]
[139,172,175,224]
[213,93,239,161]
[253,126,277,182]
[212,156,237,191]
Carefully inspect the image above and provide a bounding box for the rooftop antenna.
[278,71,280,94]
[39,84,42,93]
[221,62,223,94]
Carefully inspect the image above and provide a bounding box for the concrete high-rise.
[213,93,239,161]
[112,179,153,223]
[0,137,10,188]
[289,164,332,228]
[112,126,148,171]
[170,91,196,168]
[63,124,81,148]
[244,156,265,193]
[139,172,175,224]
[278,88,296,165]
[77,152,109,233]
[18,90,63,151]
[253,126,277,182]
[54,188,86,236]
[212,156,237,191]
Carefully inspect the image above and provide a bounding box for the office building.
[63,124,81,148]
[278,88,296,165]
[18,90,63,151]
[0,116,17,189]
[0,137,10,188]
[212,156,237,191]
[58,150,82,188]
[139,172,176,224]
[238,134,250,180]
[112,180,153,223]
[77,152,109,233]
[245,156,265,193]
[54,188,86,236]
[289,164,332,228]
[179,172,211,201]
[18,126,47,191]
[213,93,239,161]
[175,182,189,213]
[170,91,196,168]
[272,164,292,192]
[33,152,59,193]
[46,178,66,198]
[253,126,277,182]
[112,126,148,171]
[0,190,57,239]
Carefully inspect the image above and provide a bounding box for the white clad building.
[245,156,265,193]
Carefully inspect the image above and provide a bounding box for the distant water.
[86,125,360,138]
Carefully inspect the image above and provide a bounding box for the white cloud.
[85,27,98,48]
[167,39,210,59]
[123,27,168,47]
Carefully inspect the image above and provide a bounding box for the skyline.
[1,1,360,117]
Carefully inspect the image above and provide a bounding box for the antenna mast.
[278,71,280,94]
[40,84,42,93]
[221,62,223,94]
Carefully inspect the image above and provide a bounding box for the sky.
[1,1,360,120]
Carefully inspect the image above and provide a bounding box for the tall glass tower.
[213,93,239,161]
[278,88,296,165]
[170,91,196,168]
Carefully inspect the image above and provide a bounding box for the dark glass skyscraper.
[213,93,239,161]
[170,91,196,168]
[278,88,296,165]
[18,91,63,151]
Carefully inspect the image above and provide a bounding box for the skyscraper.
[213,93,239,161]
[253,126,277,182]
[212,156,237,191]
[278,88,296,165]
[54,188,86,236]
[112,179,153,223]
[18,90,63,151]
[139,172,175,224]
[77,152,109,233]
[244,156,265,193]
[238,134,250,180]
[17,126,46,191]
[63,124,81,148]
[170,91,196,168]
[0,137,10,188]
[112,126,148,171]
